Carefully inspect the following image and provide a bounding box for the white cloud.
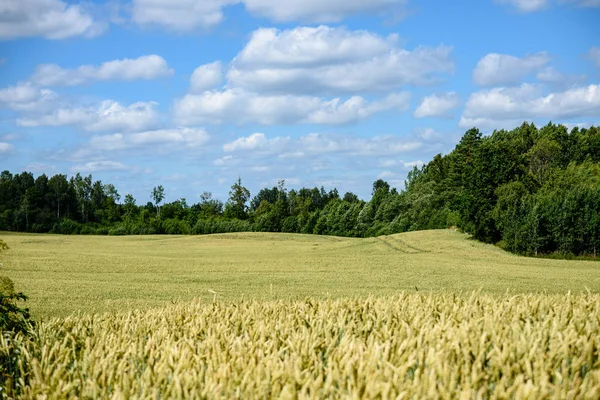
[0,143,14,154]
[111,0,411,33]
[378,159,425,169]
[0,0,103,40]
[71,161,129,173]
[24,163,57,172]
[1,82,162,133]
[473,52,550,86]
[174,89,410,125]
[495,0,550,12]
[535,66,586,87]
[233,26,392,68]
[214,155,234,166]
[17,100,160,132]
[223,132,289,152]
[227,26,454,95]
[278,152,305,159]
[377,170,396,179]
[212,130,435,197]
[89,133,126,151]
[460,84,600,129]
[404,160,425,168]
[0,83,58,113]
[216,132,426,188]
[414,92,461,118]
[279,178,302,186]
[130,128,209,147]
[31,55,174,86]
[242,0,408,22]
[589,47,600,69]
[190,61,223,93]
[131,0,238,31]
[18,107,90,127]
[298,133,423,156]
[90,128,210,151]
[222,132,424,164]
[535,67,565,83]
[305,93,410,124]
[0,82,41,104]
[175,89,318,125]
[414,128,445,142]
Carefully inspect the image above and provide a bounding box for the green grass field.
[2,229,599,318]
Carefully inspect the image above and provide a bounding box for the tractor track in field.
[375,237,411,253]
[376,236,430,254]
[385,235,431,254]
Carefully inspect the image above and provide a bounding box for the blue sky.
[1,0,599,203]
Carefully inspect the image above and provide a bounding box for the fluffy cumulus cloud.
[175,89,318,125]
[473,52,550,86]
[130,0,408,31]
[131,0,238,31]
[242,0,408,23]
[90,128,210,151]
[306,93,411,124]
[190,62,223,93]
[0,83,58,112]
[17,100,160,132]
[177,26,452,125]
[459,84,600,129]
[174,89,410,125]
[234,26,391,68]
[30,55,174,86]
[0,83,46,106]
[0,0,102,40]
[227,26,454,95]
[414,92,461,118]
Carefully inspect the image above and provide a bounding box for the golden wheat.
[3,292,599,399]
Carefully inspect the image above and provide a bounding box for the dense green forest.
[1,122,599,257]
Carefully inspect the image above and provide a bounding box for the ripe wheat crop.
[3,292,600,399]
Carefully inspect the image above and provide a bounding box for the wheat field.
[2,230,600,318]
[3,292,600,399]
[2,231,600,398]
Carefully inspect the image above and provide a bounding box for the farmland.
[2,230,600,398]
[4,293,600,398]
[2,230,599,318]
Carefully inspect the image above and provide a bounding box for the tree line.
[1,122,599,257]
